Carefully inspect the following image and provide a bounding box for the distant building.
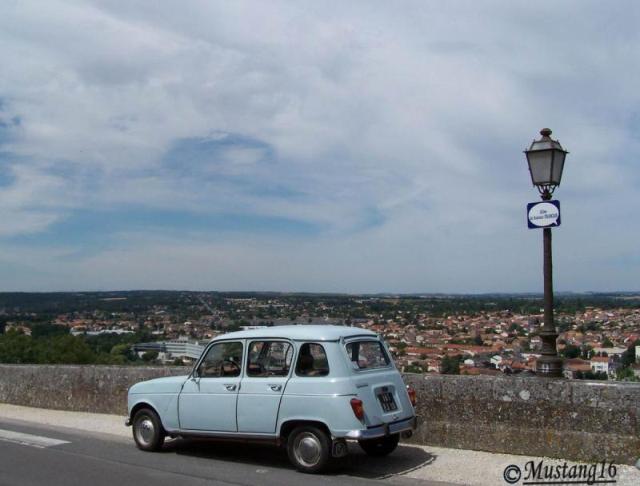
[71,329,134,337]
[134,340,205,362]
[425,359,441,373]
[563,358,591,379]
[530,336,542,350]
[5,324,31,335]
[592,347,626,357]
[590,356,610,375]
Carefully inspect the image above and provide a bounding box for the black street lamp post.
[524,128,569,378]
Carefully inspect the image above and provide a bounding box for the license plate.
[377,391,398,412]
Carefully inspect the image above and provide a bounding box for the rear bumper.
[343,415,418,440]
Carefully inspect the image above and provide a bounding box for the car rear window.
[345,340,390,370]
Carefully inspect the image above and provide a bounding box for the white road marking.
[0,428,70,449]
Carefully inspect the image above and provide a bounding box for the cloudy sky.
[0,0,638,293]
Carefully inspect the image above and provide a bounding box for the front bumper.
[343,415,418,440]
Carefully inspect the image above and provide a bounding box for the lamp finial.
[540,128,552,137]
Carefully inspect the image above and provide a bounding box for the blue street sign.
[527,200,560,229]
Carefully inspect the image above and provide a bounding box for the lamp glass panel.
[532,140,555,150]
[527,150,553,185]
[551,151,566,185]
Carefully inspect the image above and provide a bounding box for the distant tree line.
[0,325,156,365]
[1,291,638,320]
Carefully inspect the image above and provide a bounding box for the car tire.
[132,408,165,452]
[358,433,400,457]
[287,425,332,474]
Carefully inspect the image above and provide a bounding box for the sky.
[0,0,638,293]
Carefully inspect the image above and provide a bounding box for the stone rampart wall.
[1,365,637,464]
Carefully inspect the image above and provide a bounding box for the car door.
[236,340,293,433]
[178,340,243,432]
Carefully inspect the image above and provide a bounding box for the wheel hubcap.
[136,417,154,445]
[294,432,321,467]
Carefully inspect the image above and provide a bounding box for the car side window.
[295,343,330,377]
[247,341,293,377]
[198,341,243,378]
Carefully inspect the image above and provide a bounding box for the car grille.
[377,391,398,412]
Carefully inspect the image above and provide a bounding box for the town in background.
[0,291,638,381]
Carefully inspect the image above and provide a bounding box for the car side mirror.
[191,369,199,381]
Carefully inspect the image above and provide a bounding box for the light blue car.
[126,325,418,473]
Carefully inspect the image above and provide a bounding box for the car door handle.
[269,384,282,392]
[224,384,237,391]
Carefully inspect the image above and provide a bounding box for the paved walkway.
[1,403,639,485]
[0,403,128,439]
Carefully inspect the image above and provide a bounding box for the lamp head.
[524,128,568,198]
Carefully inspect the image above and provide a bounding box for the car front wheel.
[287,425,332,473]
[358,433,400,456]
[132,408,165,452]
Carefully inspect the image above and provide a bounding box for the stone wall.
[0,365,638,464]
[0,364,188,416]
[403,373,640,465]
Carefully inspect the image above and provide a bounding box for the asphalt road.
[0,419,448,486]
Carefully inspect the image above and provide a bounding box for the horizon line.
[0,289,639,297]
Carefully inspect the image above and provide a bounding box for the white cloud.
[0,0,638,291]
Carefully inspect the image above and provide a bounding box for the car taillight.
[407,385,417,407]
[350,398,365,420]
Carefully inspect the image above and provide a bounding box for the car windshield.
[345,340,390,370]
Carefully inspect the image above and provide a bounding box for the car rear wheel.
[132,408,165,452]
[358,433,400,456]
[287,425,332,473]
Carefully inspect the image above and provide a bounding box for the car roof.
[211,325,378,342]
